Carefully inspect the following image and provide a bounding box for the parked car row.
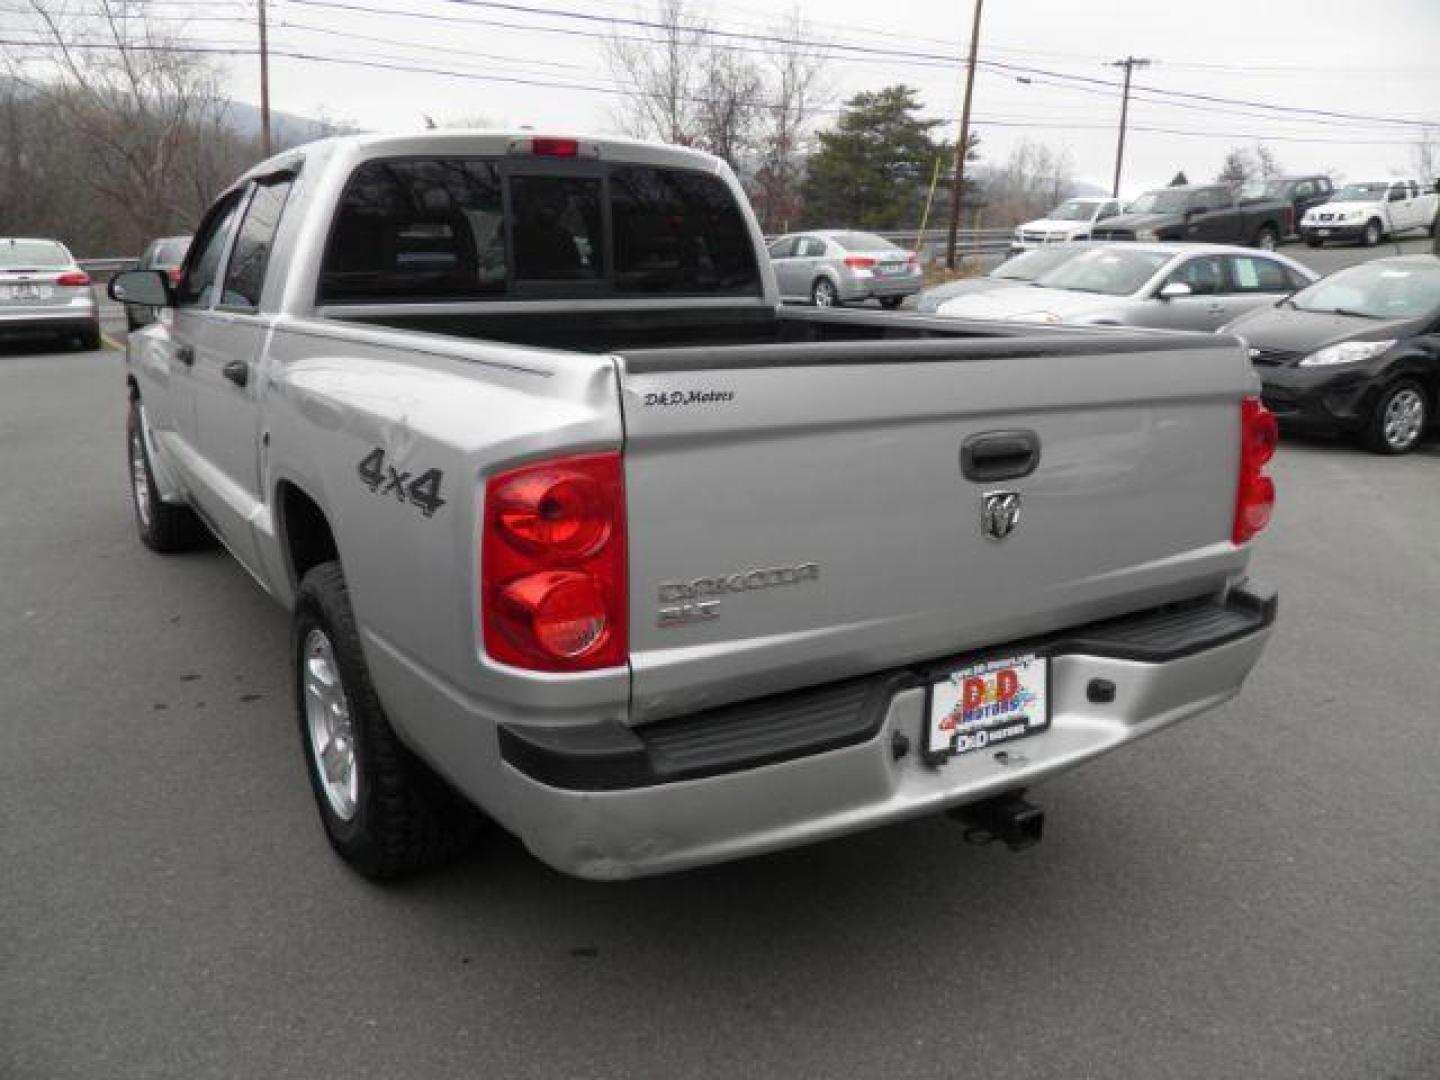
[913,242,1440,456]
[1300,179,1439,248]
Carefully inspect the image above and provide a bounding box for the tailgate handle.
[961,430,1040,482]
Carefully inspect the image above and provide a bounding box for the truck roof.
[236,129,728,187]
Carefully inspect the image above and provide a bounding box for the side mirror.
[1159,282,1193,300]
[109,269,171,306]
[1388,190,1406,202]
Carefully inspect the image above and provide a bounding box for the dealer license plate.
[927,653,1049,757]
[1317,229,1330,238]
[3,284,51,300]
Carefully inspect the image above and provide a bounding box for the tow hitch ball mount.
[949,790,1045,852]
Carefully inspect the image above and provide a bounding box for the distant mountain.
[221,99,356,147]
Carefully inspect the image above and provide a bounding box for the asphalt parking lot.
[3,319,1437,1079]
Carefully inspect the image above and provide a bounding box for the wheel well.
[278,482,339,587]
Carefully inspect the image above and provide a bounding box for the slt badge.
[980,491,1022,541]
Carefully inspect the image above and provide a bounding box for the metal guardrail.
[764,230,1014,262]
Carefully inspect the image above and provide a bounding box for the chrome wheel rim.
[130,428,152,529]
[1383,388,1425,450]
[814,282,835,307]
[303,628,360,821]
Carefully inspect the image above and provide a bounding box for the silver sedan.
[768,230,923,308]
[0,238,101,349]
[935,243,1318,331]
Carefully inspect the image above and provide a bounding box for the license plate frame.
[925,652,1050,759]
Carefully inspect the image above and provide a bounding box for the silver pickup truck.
[111,132,1278,881]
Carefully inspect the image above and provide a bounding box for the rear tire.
[127,400,206,553]
[1361,219,1382,247]
[811,278,840,308]
[79,325,101,351]
[295,562,480,880]
[1362,380,1428,455]
[1252,225,1279,251]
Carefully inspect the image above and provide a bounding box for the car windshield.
[1034,248,1172,296]
[1335,183,1390,200]
[0,240,70,270]
[1128,190,1191,214]
[830,232,901,252]
[1044,200,1096,222]
[992,246,1086,281]
[1290,262,1440,319]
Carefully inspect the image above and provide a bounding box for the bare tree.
[981,140,1075,226]
[750,6,831,233]
[2,1,250,252]
[1253,142,1284,185]
[1215,146,1254,198]
[604,0,710,147]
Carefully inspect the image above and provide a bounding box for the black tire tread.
[295,562,478,880]
[128,402,206,553]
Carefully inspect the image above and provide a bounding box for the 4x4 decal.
[357,447,446,518]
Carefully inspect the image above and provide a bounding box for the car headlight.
[1298,339,1395,366]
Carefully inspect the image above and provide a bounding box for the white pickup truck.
[1301,179,1440,248]
[110,131,1278,881]
[1010,196,1124,252]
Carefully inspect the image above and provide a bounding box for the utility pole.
[258,0,272,158]
[1109,56,1151,198]
[944,0,985,270]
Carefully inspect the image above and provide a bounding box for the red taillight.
[906,252,918,266]
[843,255,876,269]
[482,452,627,671]
[531,137,579,157]
[166,267,182,286]
[56,271,90,287]
[1234,396,1278,544]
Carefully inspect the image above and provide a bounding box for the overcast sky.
[28,0,1440,199]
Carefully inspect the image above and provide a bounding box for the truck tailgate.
[617,334,1254,723]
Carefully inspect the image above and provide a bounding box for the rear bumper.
[0,308,99,336]
[1300,223,1365,242]
[837,273,924,302]
[495,581,1276,879]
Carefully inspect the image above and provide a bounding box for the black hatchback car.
[1221,255,1440,454]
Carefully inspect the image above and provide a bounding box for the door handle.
[222,360,250,388]
[175,344,194,366]
[961,429,1041,482]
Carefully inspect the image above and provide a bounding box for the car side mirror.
[1387,190,1406,202]
[1159,282,1192,300]
[109,269,171,306]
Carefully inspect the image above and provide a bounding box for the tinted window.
[177,196,241,308]
[321,159,506,303]
[511,175,601,281]
[1227,256,1294,293]
[1166,255,1223,295]
[220,178,293,309]
[611,166,759,294]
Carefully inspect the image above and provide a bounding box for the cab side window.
[1166,255,1223,295]
[768,237,798,259]
[219,176,295,311]
[176,195,242,308]
[1226,255,1293,294]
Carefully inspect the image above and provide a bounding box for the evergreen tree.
[801,86,955,230]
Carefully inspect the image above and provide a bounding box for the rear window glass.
[511,175,602,280]
[610,166,759,293]
[322,159,507,303]
[320,158,759,303]
[829,232,900,252]
[0,240,70,270]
